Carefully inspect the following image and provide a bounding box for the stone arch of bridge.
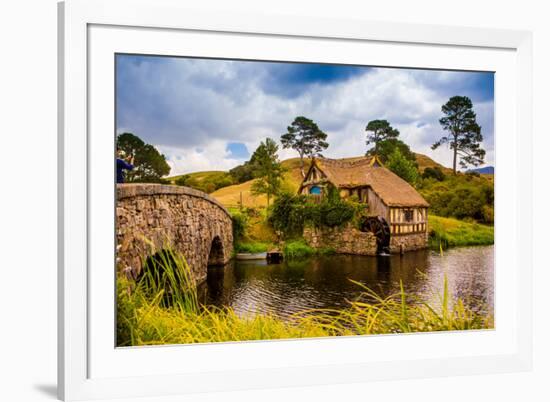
[116,184,234,284]
[207,235,225,266]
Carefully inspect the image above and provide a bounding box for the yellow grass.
[413,153,453,174]
[210,179,265,207]
[211,158,309,208]
[212,153,450,208]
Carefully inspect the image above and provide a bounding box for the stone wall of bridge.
[116,184,233,284]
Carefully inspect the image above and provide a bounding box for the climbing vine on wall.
[268,187,360,239]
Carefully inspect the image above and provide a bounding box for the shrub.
[268,192,308,237]
[419,173,494,223]
[235,242,270,253]
[386,148,420,184]
[283,240,315,259]
[268,190,358,238]
[230,211,248,241]
[482,205,494,224]
[174,172,235,193]
[174,175,190,186]
[422,166,446,181]
[318,201,356,227]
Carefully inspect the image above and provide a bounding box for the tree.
[386,148,419,185]
[250,138,285,206]
[281,116,328,178]
[229,163,255,184]
[229,140,282,184]
[422,166,446,181]
[174,175,190,186]
[366,138,416,164]
[365,120,400,154]
[117,133,171,182]
[432,96,485,174]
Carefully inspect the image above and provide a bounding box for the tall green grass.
[117,247,493,346]
[428,215,494,250]
[283,240,334,259]
[138,248,198,312]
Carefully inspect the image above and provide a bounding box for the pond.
[199,246,494,319]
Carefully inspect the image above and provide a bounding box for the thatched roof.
[303,157,429,208]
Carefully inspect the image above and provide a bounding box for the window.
[403,209,414,222]
[309,186,322,195]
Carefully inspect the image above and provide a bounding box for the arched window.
[309,186,322,195]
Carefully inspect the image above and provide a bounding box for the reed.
[117,247,493,347]
[137,247,199,313]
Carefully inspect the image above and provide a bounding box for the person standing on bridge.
[116,148,134,183]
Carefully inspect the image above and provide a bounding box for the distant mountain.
[468,166,494,174]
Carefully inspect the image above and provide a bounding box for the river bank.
[428,215,493,249]
[116,246,494,346]
[234,214,494,256]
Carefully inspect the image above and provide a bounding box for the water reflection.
[199,246,494,319]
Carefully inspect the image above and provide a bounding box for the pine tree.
[432,96,485,174]
[365,120,400,154]
[250,138,285,206]
[281,116,328,178]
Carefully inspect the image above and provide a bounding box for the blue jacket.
[116,159,134,183]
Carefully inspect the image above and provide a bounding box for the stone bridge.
[116,184,233,284]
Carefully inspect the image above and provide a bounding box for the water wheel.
[361,216,391,255]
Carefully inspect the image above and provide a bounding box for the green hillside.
[168,153,490,214]
[166,171,233,194]
[167,170,224,181]
[211,154,453,208]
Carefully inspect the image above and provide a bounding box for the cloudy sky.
[116,54,494,176]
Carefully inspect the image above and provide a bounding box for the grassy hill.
[211,154,453,208]
[413,153,453,174]
[164,153,452,208]
[211,158,309,208]
[205,153,494,244]
[166,170,233,194]
[166,170,229,184]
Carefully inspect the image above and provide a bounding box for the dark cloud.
[259,63,369,98]
[115,54,494,173]
[410,69,494,103]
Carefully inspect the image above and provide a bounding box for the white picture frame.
[58,0,533,400]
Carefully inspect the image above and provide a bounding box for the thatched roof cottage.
[299,156,429,253]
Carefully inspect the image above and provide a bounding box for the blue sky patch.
[226,142,250,159]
